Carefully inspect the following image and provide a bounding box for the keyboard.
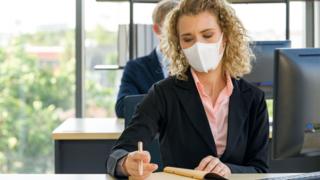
[262,171,320,180]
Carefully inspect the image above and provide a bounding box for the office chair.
[123,94,163,170]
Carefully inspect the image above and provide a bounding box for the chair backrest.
[123,94,146,127]
[123,94,163,170]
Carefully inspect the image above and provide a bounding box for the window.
[134,3,156,24]
[315,1,320,48]
[0,0,75,173]
[84,2,157,117]
[231,1,310,121]
[231,3,286,121]
[290,1,306,48]
[231,3,286,40]
[84,1,129,117]
[231,2,306,48]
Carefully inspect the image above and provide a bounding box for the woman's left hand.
[195,155,231,177]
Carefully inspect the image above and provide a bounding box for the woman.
[106,0,269,179]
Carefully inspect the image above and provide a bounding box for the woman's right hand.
[124,150,158,180]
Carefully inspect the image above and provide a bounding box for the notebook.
[129,166,228,180]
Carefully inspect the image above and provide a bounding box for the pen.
[138,141,143,176]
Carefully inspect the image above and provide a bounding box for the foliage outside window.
[0,30,75,173]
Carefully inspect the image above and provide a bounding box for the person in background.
[115,0,179,118]
[107,0,269,179]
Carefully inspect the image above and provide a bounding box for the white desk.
[0,173,299,180]
[52,118,124,140]
[52,118,320,174]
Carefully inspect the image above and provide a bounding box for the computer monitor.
[273,48,320,160]
[244,41,291,98]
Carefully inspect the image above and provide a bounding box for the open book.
[135,166,228,180]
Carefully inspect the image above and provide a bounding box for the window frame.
[75,0,317,117]
[315,1,320,47]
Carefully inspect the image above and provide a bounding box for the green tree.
[85,26,118,117]
[0,25,119,172]
[86,25,117,46]
[0,33,74,173]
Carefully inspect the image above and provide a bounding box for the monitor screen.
[244,41,291,98]
[273,48,320,160]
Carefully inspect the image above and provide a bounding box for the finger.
[144,163,158,172]
[128,170,154,179]
[220,168,230,178]
[217,165,231,177]
[218,165,226,175]
[217,167,225,175]
[130,151,151,163]
[211,163,223,174]
[204,158,220,172]
[129,173,150,180]
[217,169,226,178]
[141,151,151,163]
[126,160,141,176]
[224,166,231,177]
[196,156,213,171]
[128,163,158,176]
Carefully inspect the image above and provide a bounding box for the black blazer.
[107,69,269,176]
[115,49,165,118]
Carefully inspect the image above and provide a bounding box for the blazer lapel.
[173,70,217,156]
[145,49,164,81]
[220,79,251,161]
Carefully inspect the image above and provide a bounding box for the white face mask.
[182,34,224,73]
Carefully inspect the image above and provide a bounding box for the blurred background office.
[0,0,319,174]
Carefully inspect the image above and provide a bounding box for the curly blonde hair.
[160,0,254,80]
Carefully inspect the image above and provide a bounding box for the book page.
[145,172,196,180]
[129,167,227,180]
[164,167,207,179]
[164,167,227,180]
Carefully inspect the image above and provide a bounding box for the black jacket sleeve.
[107,84,165,176]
